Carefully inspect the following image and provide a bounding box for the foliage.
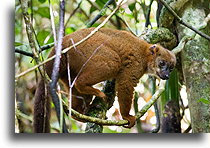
[197,98,210,105]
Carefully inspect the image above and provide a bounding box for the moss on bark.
[177,0,210,132]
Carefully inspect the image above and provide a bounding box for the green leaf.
[197,98,210,104]
[37,30,53,45]
[38,0,47,3]
[89,6,97,14]
[95,0,107,8]
[128,3,135,12]
[35,7,50,18]
[65,27,76,35]
[15,42,24,47]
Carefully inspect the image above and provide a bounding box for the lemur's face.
[147,44,176,80]
[156,59,175,80]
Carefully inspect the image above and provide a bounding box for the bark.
[176,0,210,133]
[85,80,116,133]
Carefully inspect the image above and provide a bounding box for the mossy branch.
[158,0,210,41]
[20,0,39,59]
[67,80,166,126]
[172,36,192,55]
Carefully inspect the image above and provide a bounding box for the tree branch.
[145,0,154,28]
[61,80,166,126]
[20,0,47,79]
[40,43,54,51]
[49,0,57,44]
[20,0,39,59]
[49,0,68,133]
[149,77,160,133]
[172,36,192,55]
[86,0,115,27]
[15,48,34,57]
[64,0,82,28]
[158,0,210,41]
[15,43,54,57]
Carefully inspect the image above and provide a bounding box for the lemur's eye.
[159,60,166,67]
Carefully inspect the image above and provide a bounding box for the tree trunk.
[176,0,210,133]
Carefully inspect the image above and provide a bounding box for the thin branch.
[40,42,54,51]
[86,0,125,28]
[49,0,57,44]
[184,124,192,133]
[49,0,68,133]
[86,0,115,28]
[151,102,160,133]
[20,0,45,78]
[71,42,104,88]
[15,43,54,58]
[58,86,64,132]
[20,0,39,59]
[15,0,125,79]
[149,77,160,133]
[172,36,192,54]
[67,53,72,119]
[158,0,210,41]
[156,0,163,27]
[15,48,34,57]
[86,0,100,10]
[64,0,82,28]
[62,80,166,126]
[16,109,33,122]
[121,11,136,36]
[145,0,154,28]
[136,80,166,119]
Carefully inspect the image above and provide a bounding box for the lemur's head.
[147,44,176,80]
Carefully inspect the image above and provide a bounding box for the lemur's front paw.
[122,115,136,128]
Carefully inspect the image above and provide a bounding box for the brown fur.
[34,28,176,131]
[33,79,50,132]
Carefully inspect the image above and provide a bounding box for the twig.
[49,0,68,133]
[145,0,154,28]
[20,0,39,59]
[172,36,192,54]
[49,0,57,44]
[86,0,115,28]
[15,48,34,57]
[40,43,54,51]
[121,11,136,36]
[184,124,192,133]
[15,43,54,57]
[58,86,64,132]
[71,43,104,88]
[134,92,143,132]
[136,80,166,119]
[158,0,210,41]
[149,77,160,133]
[15,0,125,79]
[16,109,33,122]
[156,0,163,27]
[64,0,82,28]
[67,54,72,119]
[63,80,166,126]
[86,0,125,28]
[20,0,46,78]
[151,102,160,133]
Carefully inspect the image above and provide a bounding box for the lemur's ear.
[149,44,159,55]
